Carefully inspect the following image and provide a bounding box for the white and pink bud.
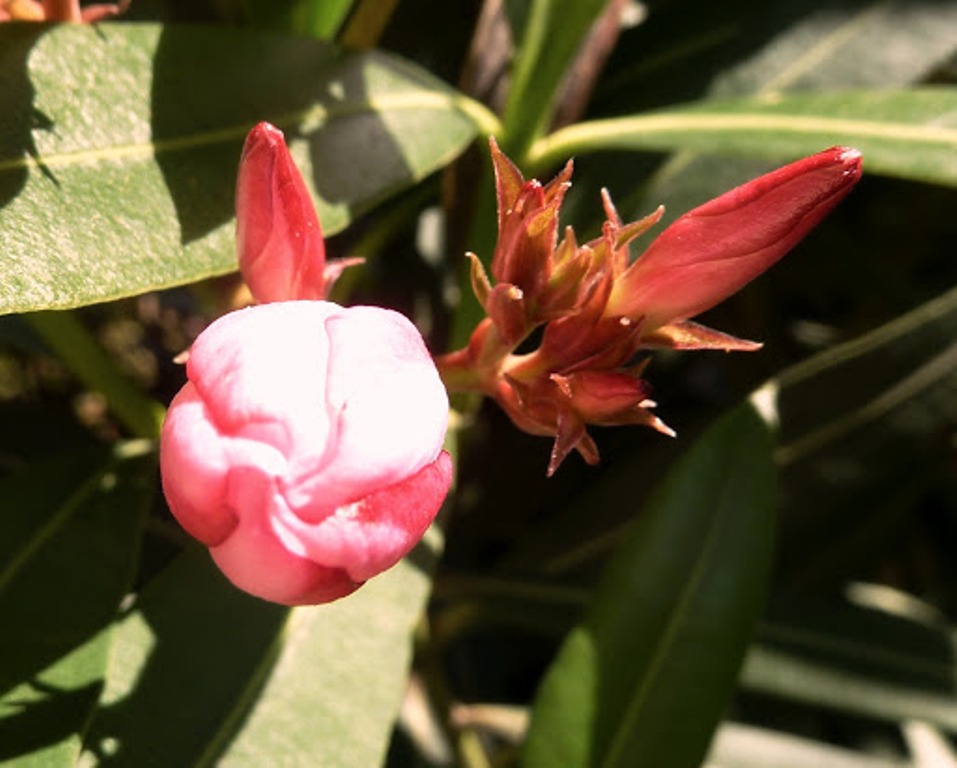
[161,300,451,605]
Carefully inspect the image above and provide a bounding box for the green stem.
[26,310,165,440]
[453,95,505,141]
[499,0,553,157]
[339,0,399,48]
[499,0,609,162]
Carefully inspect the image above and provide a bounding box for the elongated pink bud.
[236,122,327,302]
[605,147,862,330]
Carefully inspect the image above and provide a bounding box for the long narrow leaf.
[528,88,957,186]
[521,401,777,768]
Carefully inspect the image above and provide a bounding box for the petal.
[210,464,360,606]
[159,383,237,546]
[287,305,449,520]
[274,451,453,582]
[186,302,340,471]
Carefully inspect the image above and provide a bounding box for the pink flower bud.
[605,147,863,330]
[235,123,329,303]
[160,301,452,605]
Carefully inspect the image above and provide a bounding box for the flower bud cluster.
[438,139,862,475]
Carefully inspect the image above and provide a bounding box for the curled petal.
[210,452,452,605]
[159,384,238,546]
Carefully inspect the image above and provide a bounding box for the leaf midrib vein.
[0,91,463,175]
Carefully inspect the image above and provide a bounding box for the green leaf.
[521,402,777,768]
[705,0,957,98]
[217,533,440,766]
[556,0,957,254]
[297,0,355,39]
[79,551,289,766]
[595,0,957,118]
[527,88,957,186]
[0,23,478,315]
[0,442,153,766]
[81,530,441,766]
[740,596,957,732]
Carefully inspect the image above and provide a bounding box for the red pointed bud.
[605,147,863,330]
[488,137,573,299]
[236,122,328,303]
[486,284,528,347]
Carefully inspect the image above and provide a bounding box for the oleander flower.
[438,141,863,474]
[161,301,452,605]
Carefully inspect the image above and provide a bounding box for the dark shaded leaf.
[522,402,776,768]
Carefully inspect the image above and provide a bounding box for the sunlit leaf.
[596,0,957,118]
[81,530,441,766]
[585,0,957,228]
[0,443,153,766]
[705,721,908,768]
[528,89,957,187]
[0,23,477,315]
